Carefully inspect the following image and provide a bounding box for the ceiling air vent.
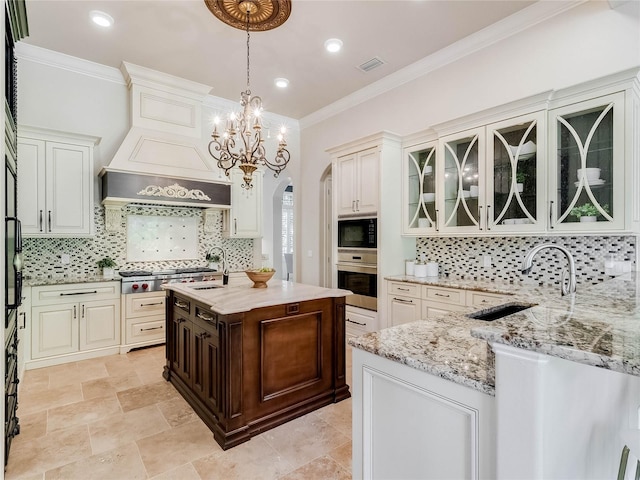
[357,56,385,73]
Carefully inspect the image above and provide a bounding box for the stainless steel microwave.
[337,218,376,249]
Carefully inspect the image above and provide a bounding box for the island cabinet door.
[192,315,220,412]
[172,315,192,386]
[242,298,335,420]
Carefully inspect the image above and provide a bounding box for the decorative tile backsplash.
[416,235,636,287]
[23,205,254,278]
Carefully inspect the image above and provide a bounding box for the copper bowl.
[244,269,276,288]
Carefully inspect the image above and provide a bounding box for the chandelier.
[205,0,292,190]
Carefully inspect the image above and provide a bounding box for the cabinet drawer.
[125,292,165,318]
[32,282,119,306]
[466,290,509,307]
[194,305,218,329]
[126,317,165,344]
[172,295,191,314]
[422,286,466,306]
[388,281,420,298]
[421,301,467,320]
[345,306,376,337]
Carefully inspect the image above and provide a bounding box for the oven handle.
[336,263,377,274]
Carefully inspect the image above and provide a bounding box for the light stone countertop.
[350,272,640,395]
[163,279,351,315]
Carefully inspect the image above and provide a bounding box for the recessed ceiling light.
[324,38,343,53]
[274,78,289,88]
[90,10,114,28]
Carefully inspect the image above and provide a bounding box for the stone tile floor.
[6,345,353,479]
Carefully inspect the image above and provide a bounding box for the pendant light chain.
[246,7,250,92]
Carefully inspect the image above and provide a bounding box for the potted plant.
[97,257,117,278]
[206,252,221,271]
[515,172,526,193]
[570,203,609,222]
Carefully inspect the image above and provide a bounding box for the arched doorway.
[272,179,294,281]
[320,165,332,288]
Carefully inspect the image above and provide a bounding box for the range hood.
[100,62,230,215]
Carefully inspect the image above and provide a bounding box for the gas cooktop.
[119,267,218,278]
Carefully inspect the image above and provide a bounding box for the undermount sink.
[467,302,536,321]
[190,284,223,290]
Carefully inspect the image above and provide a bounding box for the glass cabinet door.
[550,93,624,231]
[441,128,484,232]
[487,112,545,231]
[404,141,437,233]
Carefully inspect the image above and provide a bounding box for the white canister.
[405,260,415,276]
[426,262,438,277]
[414,263,427,278]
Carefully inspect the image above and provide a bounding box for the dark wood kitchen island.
[162,279,351,450]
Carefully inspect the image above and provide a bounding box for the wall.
[22,205,253,278]
[299,1,640,285]
[16,46,301,273]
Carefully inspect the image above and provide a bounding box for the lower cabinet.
[29,282,120,367]
[121,291,166,352]
[352,348,496,479]
[345,305,376,338]
[387,280,509,326]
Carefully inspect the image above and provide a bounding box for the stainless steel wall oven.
[336,250,377,311]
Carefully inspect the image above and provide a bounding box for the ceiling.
[21,0,540,120]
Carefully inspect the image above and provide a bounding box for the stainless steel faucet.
[208,246,229,284]
[521,243,577,296]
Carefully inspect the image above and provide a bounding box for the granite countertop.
[350,272,640,395]
[163,279,351,315]
[24,275,121,287]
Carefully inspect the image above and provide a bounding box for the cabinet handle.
[397,287,410,291]
[141,302,163,307]
[549,200,554,229]
[198,331,211,339]
[478,205,483,231]
[19,312,26,329]
[352,200,355,212]
[346,318,367,326]
[48,210,52,232]
[176,318,186,324]
[434,293,450,298]
[39,210,43,232]
[141,326,163,332]
[435,209,439,232]
[234,218,237,235]
[73,305,77,319]
[60,290,97,296]
[174,300,188,309]
[81,304,85,318]
[196,312,215,323]
[393,297,414,304]
[486,205,491,231]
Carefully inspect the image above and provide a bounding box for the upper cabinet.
[548,93,624,232]
[222,168,263,238]
[336,147,379,216]
[17,127,99,237]
[401,68,640,237]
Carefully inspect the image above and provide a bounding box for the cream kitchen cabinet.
[548,92,626,232]
[336,147,379,216]
[223,168,263,238]
[388,281,421,326]
[345,305,376,338]
[17,127,99,237]
[29,282,120,368]
[121,291,166,353]
[403,138,439,234]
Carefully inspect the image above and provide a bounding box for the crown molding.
[299,0,586,130]
[15,43,125,85]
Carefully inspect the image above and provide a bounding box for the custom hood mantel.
[100,62,230,212]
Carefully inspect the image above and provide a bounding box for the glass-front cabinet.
[440,128,484,233]
[548,93,624,231]
[403,140,438,234]
[486,112,545,232]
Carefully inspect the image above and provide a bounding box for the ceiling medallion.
[204,0,292,31]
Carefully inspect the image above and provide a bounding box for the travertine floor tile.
[47,394,122,432]
[18,383,83,417]
[279,455,351,480]
[315,398,352,438]
[15,410,47,442]
[81,372,142,400]
[116,380,179,412]
[4,425,92,479]
[149,462,202,480]
[136,419,222,477]
[47,362,109,387]
[133,364,166,385]
[89,404,170,454]
[262,412,350,469]
[156,396,199,428]
[328,440,352,473]
[43,442,147,480]
[193,435,294,480]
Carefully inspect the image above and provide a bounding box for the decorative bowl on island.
[245,269,276,288]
